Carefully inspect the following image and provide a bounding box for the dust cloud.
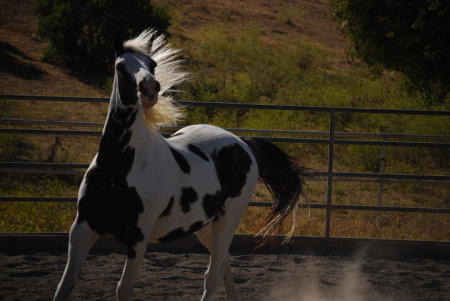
[264,256,392,301]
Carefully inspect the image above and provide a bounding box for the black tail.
[243,137,305,239]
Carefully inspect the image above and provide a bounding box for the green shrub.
[35,0,170,84]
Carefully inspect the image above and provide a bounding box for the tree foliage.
[35,0,170,83]
[333,0,450,104]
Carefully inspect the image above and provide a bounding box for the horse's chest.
[76,110,147,250]
[77,165,145,251]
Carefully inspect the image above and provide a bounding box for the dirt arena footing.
[1,233,449,260]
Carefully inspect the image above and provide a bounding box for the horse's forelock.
[123,29,156,57]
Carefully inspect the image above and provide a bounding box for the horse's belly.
[148,205,213,243]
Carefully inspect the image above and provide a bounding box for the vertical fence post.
[377,146,386,225]
[325,110,335,238]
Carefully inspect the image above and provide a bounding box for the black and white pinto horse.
[54,29,304,301]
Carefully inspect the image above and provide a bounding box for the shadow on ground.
[0,41,46,80]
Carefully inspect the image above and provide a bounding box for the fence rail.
[3,117,450,140]
[2,94,449,115]
[1,94,449,243]
[1,162,450,181]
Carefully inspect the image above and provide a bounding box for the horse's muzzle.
[139,79,161,109]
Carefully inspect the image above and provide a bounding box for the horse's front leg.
[116,239,149,301]
[54,220,99,301]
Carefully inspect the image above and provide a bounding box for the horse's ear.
[114,31,124,58]
[147,30,158,51]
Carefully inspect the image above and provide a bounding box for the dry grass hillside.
[0,0,357,96]
[155,0,355,69]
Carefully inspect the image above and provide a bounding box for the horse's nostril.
[139,80,161,96]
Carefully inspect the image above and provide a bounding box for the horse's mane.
[124,29,188,127]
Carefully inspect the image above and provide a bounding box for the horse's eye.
[116,63,125,73]
[116,63,129,77]
[116,63,134,84]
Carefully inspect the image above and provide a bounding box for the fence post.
[325,110,335,238]
[377,146,387,225]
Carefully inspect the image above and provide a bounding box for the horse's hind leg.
[197,202,249,301]
[222,256,238,300]
[197,225,238,301]
[54,220,99,301]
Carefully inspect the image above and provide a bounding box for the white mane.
[124,29,188,127]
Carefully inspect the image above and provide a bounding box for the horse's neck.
[97,100,162,170]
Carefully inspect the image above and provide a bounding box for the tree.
[333,0,450,104]
[36,0,170,84]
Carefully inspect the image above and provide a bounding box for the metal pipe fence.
[1,94,449,242]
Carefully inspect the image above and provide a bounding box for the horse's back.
[168,124,247,151]
[167,124,259,198]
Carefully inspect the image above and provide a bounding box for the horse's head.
[114,33,161,110]
[110,29,187,127]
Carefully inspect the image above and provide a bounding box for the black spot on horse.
[116,63,138,106]
[188,221,204,233]
[180,187,198,213]
[202,191,225,219]
[169,147,191,174]
[188,144,209,162]
[157,221,205,243]
[77,107,144,258]
[159,197,174,217]
[212,143,253,198]
[202,143,252,219]
[146,59,157,74]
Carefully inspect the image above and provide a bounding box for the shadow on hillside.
[0,41,47,80]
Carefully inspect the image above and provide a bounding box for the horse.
[53,28,305,301]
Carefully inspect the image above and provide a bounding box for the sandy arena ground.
[1,250,449,301]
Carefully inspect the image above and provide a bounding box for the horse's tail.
[243,137,305,242]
